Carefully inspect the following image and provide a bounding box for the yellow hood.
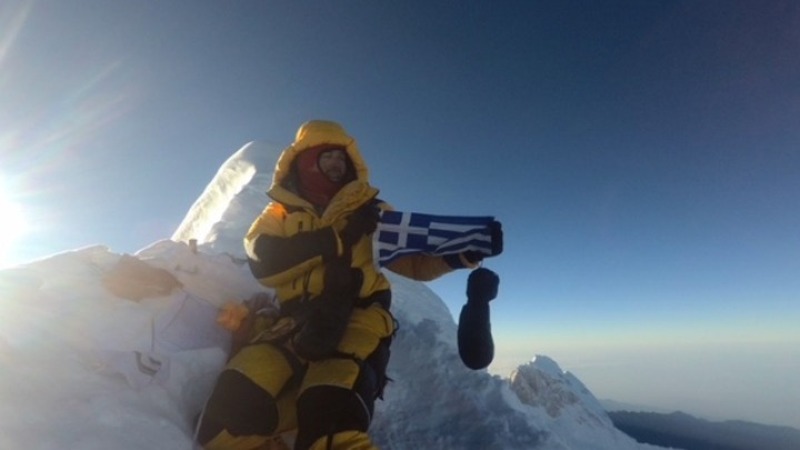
[268,120,376,215]
[270,120,369,189]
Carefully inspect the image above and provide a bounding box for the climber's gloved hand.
[463,251,484,264]
[323,257,362,296]
[444,221,503,269]
[463,220,504,264]
[243,292,276,316]
[487,220,503,256]
[467,267,499,305]
[459,268,498,369]
[340,204,380,248]
[293,294,353,361]
[294,260,360,361]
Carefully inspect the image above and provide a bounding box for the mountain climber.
[195,120,502,450]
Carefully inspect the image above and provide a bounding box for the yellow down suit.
[197,120,472,450]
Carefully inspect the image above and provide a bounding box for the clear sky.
[1,0,799,427]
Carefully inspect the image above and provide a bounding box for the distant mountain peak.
[510,356,611,430]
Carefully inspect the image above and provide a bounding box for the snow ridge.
[172,141,280,258]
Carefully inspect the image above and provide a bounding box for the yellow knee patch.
[307,430,378,450]
[299,305,394,393]
[226,343,296,398]
[274,387,299,433]
[301,358,361,391]
[202,430,294,450]
[337,305,394,359]
[201,428,267,450]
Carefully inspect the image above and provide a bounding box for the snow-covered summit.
[172,141,280,259]
[0,141,661,449]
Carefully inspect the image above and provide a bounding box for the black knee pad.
[293,340,392,450]
[363,337,392,400]
[196,370,279,444]
[295,385,372,450]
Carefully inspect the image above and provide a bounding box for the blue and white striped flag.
[375,210,496,267]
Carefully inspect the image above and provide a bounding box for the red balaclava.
[295,145,349,207]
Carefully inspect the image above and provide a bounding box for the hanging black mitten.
[458,267,499,370]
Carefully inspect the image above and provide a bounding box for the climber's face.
[318,149,348,183]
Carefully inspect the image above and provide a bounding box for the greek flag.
[375,210,495,267]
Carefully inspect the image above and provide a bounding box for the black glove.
[463,220,504,264]
[467,267,499,304]
[243,292,275,316]
[322,257,355,294]
[293,259,362,361]
[458,267,499,370]
[340,204,380,248]
[292,294,353,361]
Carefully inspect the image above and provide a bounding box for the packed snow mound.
[0,243,261,450]
[0,141,662,449]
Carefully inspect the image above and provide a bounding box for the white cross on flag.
[374,210,496,267]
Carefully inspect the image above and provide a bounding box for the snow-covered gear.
[458,268,499,370]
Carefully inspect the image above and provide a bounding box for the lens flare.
[0,1,31,67]
[0,180,28,266]
[0,195,25,234]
